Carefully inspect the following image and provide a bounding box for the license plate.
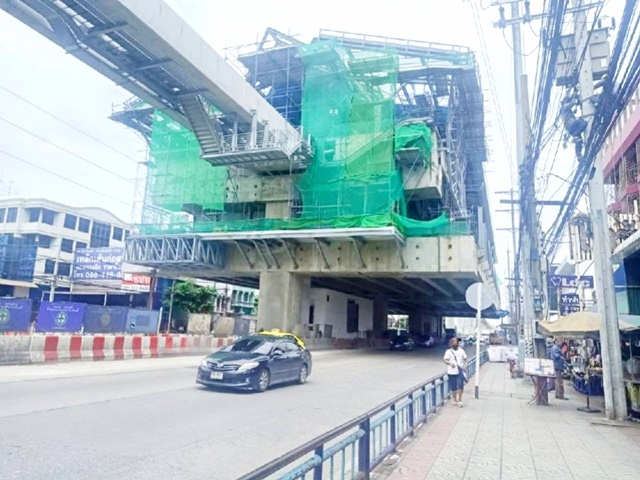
[210,372,223,380]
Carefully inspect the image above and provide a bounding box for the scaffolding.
[128,29,488,239]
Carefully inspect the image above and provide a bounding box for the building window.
[57,262,71,277]
[78,217,90,233]
[44,259,55,274]
[41,209,56,225]
[38,235,52,249]
[0,208,5,223]
[6,208,17,223]
[76,241,87,250]
[90,221,111,248]
[64,214,77,230]
[28,208,40,223]
[112,226,123,241]
[60,238,74,253]
[22,234,37,245]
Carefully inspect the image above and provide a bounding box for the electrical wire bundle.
[543,0,640,256]
[515,0,568,290]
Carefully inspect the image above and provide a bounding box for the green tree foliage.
[163,280,217,315]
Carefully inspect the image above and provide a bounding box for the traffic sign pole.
[465,282,495,400]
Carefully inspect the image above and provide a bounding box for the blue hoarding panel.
[72,247,123,281]
[83,305,128,333]
[125,309,160,334]
[0,298,33,332]
[36,302,85,333]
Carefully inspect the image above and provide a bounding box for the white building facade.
[0,198,130,298]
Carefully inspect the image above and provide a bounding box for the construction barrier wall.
[0,334,236,366]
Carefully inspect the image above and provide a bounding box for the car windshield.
[223,338,273,355]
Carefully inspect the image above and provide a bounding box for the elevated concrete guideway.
[125,229,501,327]
[0,0,295,134]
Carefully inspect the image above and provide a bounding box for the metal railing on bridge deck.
[239,350,489,480]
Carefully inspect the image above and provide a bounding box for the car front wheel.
[256,369,270,392]
[298,364,308,385]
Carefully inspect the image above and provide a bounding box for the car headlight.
[237,362,260,373]
[200,359,209,368]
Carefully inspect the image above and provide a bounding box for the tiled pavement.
[380,362,640,480]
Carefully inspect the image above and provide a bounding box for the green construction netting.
[147,111,226,212]
[295,41,405,220]
[136,212,470,237]
[139,42,468,238]
[395,124,434,167]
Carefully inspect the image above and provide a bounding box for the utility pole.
[494,1,540,363]
[571,0,627,421]
[496,188,520,335]
[48,248,61,302]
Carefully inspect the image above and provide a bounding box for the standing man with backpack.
[444,337,468,407]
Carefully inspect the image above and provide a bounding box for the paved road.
[0,348,458,480]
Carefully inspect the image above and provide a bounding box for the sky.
[0,0,625,280]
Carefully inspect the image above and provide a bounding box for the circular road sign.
[465,282,495,311]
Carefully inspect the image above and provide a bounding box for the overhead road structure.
[1,0,310,172]
[125,227,504,319]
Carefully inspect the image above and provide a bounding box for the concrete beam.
[212,235,479,276]
[116,0,295,133]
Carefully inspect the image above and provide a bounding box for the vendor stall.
[539,311,640,414]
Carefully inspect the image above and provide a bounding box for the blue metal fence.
[239,350,489,480]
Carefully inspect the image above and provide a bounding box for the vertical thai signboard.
[0,298,33,332]
[36,302,85,333]
[559,293,581,316]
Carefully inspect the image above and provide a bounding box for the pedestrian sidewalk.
[380,362,640,480]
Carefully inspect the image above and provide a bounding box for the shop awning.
[539,311,640,338]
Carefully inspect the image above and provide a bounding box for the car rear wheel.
[256,369,270,393]
[297,364,308,385]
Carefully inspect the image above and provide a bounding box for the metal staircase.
[179,94,222,156]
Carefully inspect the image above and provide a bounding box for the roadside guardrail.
[239,350,489,480]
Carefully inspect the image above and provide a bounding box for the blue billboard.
[0,298,33,332]
[36,302,85,333]
[72,247,123,281]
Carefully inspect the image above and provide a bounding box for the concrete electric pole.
[493,0,541,364]
[571,0,627,421]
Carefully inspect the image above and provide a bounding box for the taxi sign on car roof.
[258,329,305,348]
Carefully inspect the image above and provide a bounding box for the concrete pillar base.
[257,271,310,333]
[373,293,388,337]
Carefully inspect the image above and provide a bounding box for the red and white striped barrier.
[1,334,236,365]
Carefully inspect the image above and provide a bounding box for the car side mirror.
[273,349,284,356]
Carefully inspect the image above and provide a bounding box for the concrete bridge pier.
[257,271,310,332]
[373,293,389,338]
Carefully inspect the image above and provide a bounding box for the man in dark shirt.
[550,338,568,400]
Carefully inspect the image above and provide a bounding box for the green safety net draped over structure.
[295,41,405,221]
[138,42,469,238]
[394,124,434,167]
[148,111,226,212]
